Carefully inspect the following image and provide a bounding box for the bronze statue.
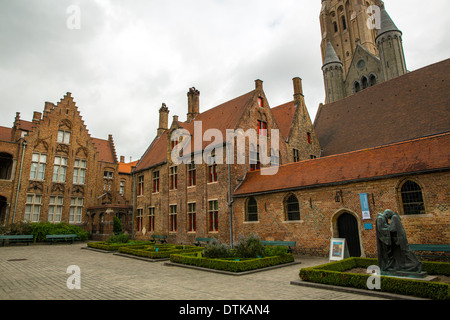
[376,209,424,276]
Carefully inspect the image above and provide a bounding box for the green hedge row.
[1,221,89,242]
[87,241,153,251]
[118,244,203,259]
[170,253,295,273]
[299,258,450,300]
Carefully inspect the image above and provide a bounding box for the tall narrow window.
[138,175,144,196]
[136,208,143,232]
[188,162,196,187]
[334,21,338,33]
[257,97,264,108]
[25,194,42,222]
[208,200,219,232]
[257,120,267,136]
[249,147,260,171]
[57,130,71,144]
[285,194,300,221]
[246,197,258,222]
[307,132,312,144]
[401,180,425,215]
[73,159,86,184]
[69,197,83,223]
[208,153,218,183]
[30,153,47,180]
[120,180,125,196]
[188,203,196,232]
[169,166,178,190]
[293,149,300,163]
[153,170,160,193]
[53,156,68,182]
[169,205,177,232]
[148,207,155,232]
[342,16,347,30]
[48,196,63,223]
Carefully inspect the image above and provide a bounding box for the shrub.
[235,233,266,258]
[6,221,34,235]
[202,239,232,258]
[31,222,89,242]
[113,216,123,235]
[106,233,130,244]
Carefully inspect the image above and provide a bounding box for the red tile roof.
[234,132,450,197]
[119,160,139,174]
[92,138,116,163]
[271,101,296,141]
[135,90,256,172]
[314,59,450,156]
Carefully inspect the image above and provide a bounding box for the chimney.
[33,111,42,123]
[120,155,125,163]
[255,79,263,90]
[293,77,304,100]
[187,87,200,122]
[158,103,169,136]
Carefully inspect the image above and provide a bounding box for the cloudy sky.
[1,0,449,161]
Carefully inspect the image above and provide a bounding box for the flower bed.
[170,252,295,273]
[86,241,153,251]
[118,244,204,259]
[298,258,450,300]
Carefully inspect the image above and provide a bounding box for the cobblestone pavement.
[0,242,386,301]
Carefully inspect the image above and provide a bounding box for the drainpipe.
[131,171,136,239]
[12,140,27,223]
[227,144,234,248]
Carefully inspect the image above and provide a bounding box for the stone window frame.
[245,197,258,222]
[396,178,427,216]
[284,193,300,222]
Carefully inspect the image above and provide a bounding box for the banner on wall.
[359,193,371,220]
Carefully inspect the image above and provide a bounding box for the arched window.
[401,180,425,215]
[369,74,377,87]
[361,76,368,89]
[285,194,300,221]
[246,197,258,222]
[0,153,13,180]
[354,81,361,93]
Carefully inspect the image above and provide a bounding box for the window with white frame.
[187,202,196,232]
[208,200,219,232]
[48,196,63,223]
[25,194,42,222]
[69,197,83,223]
[53,156,68,182]
[57,130,71,144]
[73,159,86,184]
[30,153,47,180]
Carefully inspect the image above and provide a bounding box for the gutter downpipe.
[131,170,136,240]
[12,140,27,223]
[227,144,234,248]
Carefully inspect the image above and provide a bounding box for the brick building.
[0,93,135,240]
[132,78,320,244]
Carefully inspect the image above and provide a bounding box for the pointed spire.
[322,41,342,67]
[377,6,401,38]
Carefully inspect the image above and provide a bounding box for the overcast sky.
[1,0,449,161]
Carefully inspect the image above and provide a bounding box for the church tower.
[320,0,383,78]
[375,6,407,81]
[320,0,407,104]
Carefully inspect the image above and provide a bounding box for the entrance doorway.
[337,212,362,257]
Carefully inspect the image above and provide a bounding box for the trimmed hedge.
[299,258,450,300]
[170,253,295,273]
[87,241,153,251]
[118,244,203,259]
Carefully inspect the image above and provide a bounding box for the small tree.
[113,216,123,235]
